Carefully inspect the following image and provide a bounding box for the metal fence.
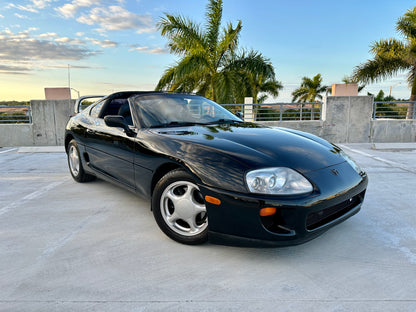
[222,102,322,121]
[373,101,416,119]
[2,101,415,124]
[0,105,32,124]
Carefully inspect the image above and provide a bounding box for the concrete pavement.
[0,144,416,311]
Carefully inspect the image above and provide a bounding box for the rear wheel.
[67,139,95,183]
[152,169,208,245]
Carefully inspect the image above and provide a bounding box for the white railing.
[373,101,416,119]
[221,102,322,121]
[0,105,32,124]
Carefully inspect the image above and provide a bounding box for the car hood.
[149,123,346,173]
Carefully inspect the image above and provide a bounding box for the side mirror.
[104,115,135,137]
[235,112,243,120]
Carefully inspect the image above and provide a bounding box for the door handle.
[87,129,95,134]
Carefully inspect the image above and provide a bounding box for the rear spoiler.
[74,95,105,114]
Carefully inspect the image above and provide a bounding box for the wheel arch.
[150,161,202,198]
[65,134,75,153]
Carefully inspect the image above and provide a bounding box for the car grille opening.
[306,191,365,231]
[260,208,295,235]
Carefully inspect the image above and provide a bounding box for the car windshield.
[130,93,242,128]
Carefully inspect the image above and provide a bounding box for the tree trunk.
[408,94,416,119]
[408,73,416,119]
[211,74,216,103]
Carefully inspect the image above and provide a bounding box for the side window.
[101,99,126,117]
[92,98,133,125]
[90,100,105,118]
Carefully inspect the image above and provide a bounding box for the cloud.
[38,32,59,39]
[0,28,97,75]
[55,3,78,18]
[55,0,97,18]
[0,64,31,75]
[85,37,117,48]
[0,14,4,18]
[14,13,28,19]
[129,45,168,54]
[42,64,101,69]
[31,0,53,9]
[55,37,86,45]
[77,5,155,34]
[7,3,38,13]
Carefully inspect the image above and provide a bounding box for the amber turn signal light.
[205,196,221,205]
[259,207,277,217]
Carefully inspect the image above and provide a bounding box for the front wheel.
[152,169,208,245]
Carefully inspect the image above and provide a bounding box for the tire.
[152,169,208,245]
[67,139,95,183]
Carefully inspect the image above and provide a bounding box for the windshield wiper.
[149,121,206,128]
[208,119,243,124]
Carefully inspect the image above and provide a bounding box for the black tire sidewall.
[152,169,208,245]
[67,139,94,183]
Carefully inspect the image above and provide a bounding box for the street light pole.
[68,64,71,100]
[71,88,80,99]
[389,82,401,97]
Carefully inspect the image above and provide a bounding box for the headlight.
[340,150,362,174]
[246,167,313,195]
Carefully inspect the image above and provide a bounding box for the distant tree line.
[0,101,30,106]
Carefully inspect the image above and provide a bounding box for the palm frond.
[370,39,407,58]
[353,55,410,84]
[205,0,223,53]
[155,66,177,91]
[217,21,242,64]
[215,70,240,103]
[158,14,206,54]
[397,7,416,39]
[259,79,283,97]
[257,94,268,104]
[291,87,308,102]
[227,50,275,79]
[292,74,326,102]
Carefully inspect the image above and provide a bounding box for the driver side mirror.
[235,112,243,120]
[104,115,135,137]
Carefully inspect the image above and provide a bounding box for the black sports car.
[65,91,368,245]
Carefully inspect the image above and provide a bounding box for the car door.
[84,98,136,189]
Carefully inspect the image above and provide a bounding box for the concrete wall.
[264,96,374,143]
[0,124,34,146]
[266,120,325,138]
[1,96,416,147]
[0,100,74,147]
[31,99,74,146]
[371,119,416,142]
[323,96,373,143]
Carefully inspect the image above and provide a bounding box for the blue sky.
[1,0,415,101]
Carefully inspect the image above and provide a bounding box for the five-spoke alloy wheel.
[67,139,95,183]
[152,169,208,244]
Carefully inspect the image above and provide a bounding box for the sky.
[1,0,416,102]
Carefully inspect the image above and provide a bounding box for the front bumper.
[199,162,368,246]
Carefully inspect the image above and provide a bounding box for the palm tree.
[291,74,328,102]
[155,0,277,104]
[244,72,283,104]
[353,7,416,118]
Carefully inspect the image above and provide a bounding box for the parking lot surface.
[1,144,416,311]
